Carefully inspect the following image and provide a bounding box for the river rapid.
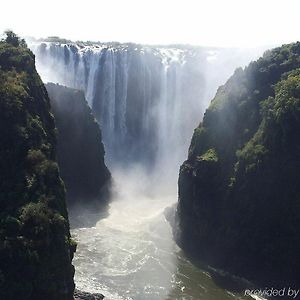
[70,169,260,300]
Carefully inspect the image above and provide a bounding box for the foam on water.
[71,169,261,300]
[30,41,268,299]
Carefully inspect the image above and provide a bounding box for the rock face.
[46,83,111,204]
[177,42,300,286]
[74,289,104,300]
[0,41,75,298]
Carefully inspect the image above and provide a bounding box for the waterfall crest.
[31,41,264,186]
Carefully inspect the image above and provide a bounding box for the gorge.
[2,0,300,298]
[1,31,299,300]
[29,40,270,299]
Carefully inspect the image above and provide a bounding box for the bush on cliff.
[0,32,75,300]
[178,42,300,286]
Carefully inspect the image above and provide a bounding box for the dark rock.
[46,83,111,206]
[74,289,104,300]
[0,39,75,299]
[176,42,300,287]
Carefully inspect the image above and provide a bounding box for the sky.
[1,0,299,47]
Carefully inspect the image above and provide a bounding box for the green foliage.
[178,42,300,286]
[0,36,74,300]
[198,148,218,162]
[236,142,267,173]
[2,30,27,48]
[189,126,208,157]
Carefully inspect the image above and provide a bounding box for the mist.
[31,42,266,172]
[30,40,267,299]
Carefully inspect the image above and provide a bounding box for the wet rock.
[74,289,104,300]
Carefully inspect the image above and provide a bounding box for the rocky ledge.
[74,289,104,300]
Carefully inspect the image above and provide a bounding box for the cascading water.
[32,42,209,171]
[31,41,265,299]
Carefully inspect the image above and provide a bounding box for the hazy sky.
[1,0,299,47]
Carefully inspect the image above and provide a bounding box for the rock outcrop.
[177,42,300,287]
[0,37,75,299]
[46,83,111,205]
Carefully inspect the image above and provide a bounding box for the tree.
[2,30,27,48]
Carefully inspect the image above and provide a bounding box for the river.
[70,169,259,300]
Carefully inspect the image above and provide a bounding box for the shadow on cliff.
[68,182,112,229]
[69,201,109,229]
[165,249,259,300]
[164,205,259,299]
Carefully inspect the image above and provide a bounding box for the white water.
[71,168,256,300]
[31,41,267,299]
[31,42,266,168]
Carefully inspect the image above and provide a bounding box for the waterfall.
[29,41,266,299]
[31,41,264,180]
